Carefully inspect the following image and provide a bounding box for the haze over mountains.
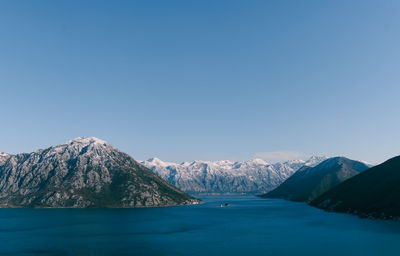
[262,157,370,202]
[141,156,327,194]
[0,137,200,208]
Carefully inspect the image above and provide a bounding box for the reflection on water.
[0,195,400,256]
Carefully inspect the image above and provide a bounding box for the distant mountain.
[310,155,400,219]
[261,157,369,202]
[0,137,200,208]
[141,156,327,194]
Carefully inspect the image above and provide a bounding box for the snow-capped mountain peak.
[67,137,109,146]
[304,156,328,167]
[30,137,117,162]
[145,157,177,167]
[248,158,269,165]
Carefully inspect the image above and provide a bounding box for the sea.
[1,195,399,256]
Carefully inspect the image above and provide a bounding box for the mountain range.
[3,137,398,219]
[261,157,370,202]
[0,137,200,208]
[141,156,327,194]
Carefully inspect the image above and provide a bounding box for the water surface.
[0,195,399,256]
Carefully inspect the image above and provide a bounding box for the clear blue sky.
[1,0,399,164]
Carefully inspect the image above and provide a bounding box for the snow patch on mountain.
[0,153,10,166]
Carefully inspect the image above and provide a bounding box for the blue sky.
[1,0,399,164]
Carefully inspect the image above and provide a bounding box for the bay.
[0,195,399,256]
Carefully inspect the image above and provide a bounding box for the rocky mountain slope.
[141,156,327,194]
[310,155,400,219]
[0,137,200,208]
[261,157,369,202]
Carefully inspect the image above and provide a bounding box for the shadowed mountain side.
[310,155,400,219]
[261,157,370,202]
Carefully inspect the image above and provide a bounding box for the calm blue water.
[1,195,400,256]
